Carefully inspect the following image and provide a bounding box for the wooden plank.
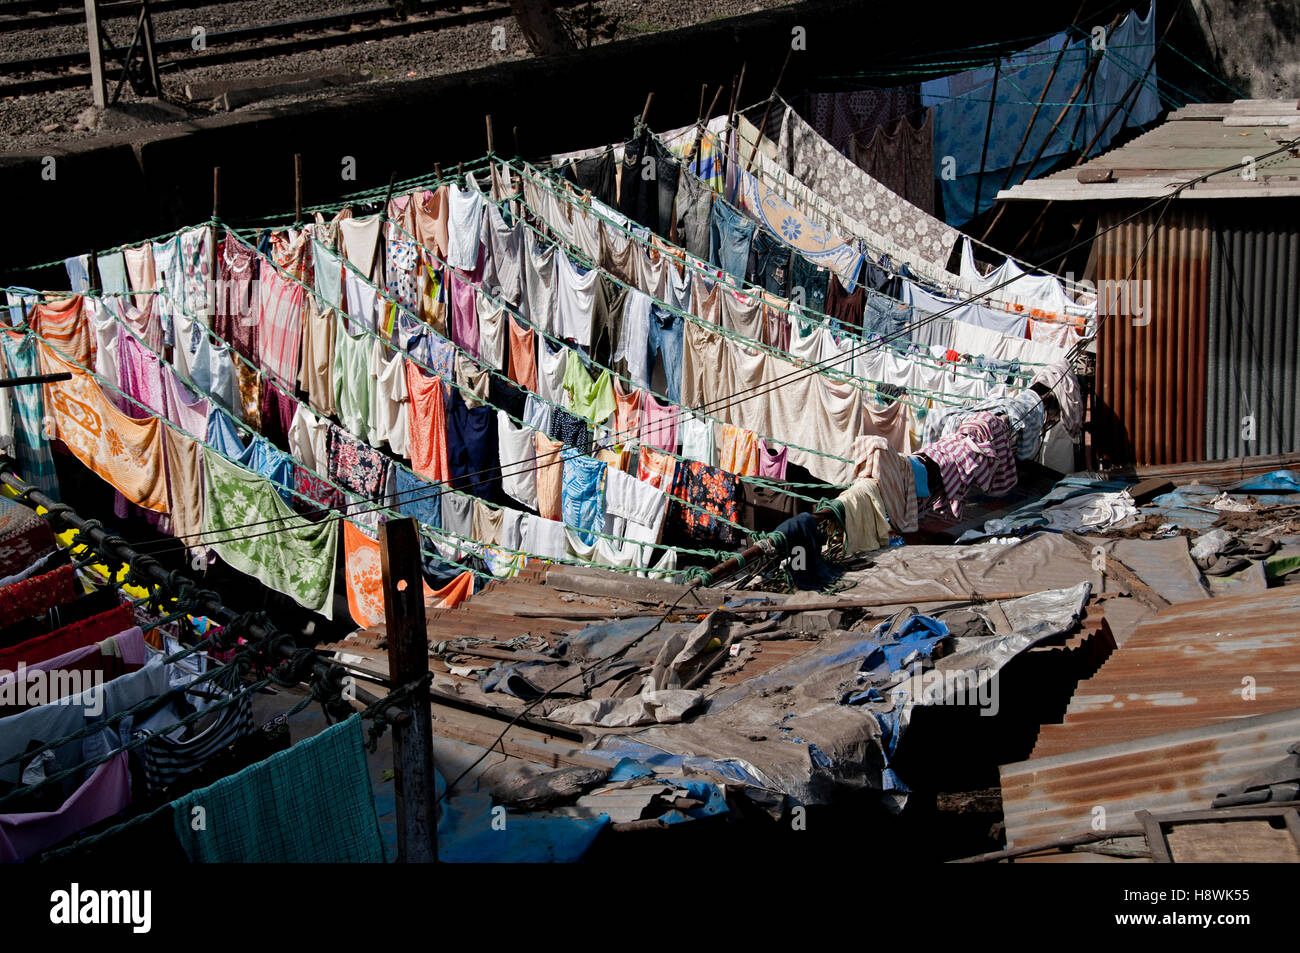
[381,517,437,863]
[1062,532,1170,612]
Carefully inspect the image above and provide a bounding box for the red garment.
[0,564,79,631]
[0,601,133,672]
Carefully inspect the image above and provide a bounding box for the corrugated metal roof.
[998,100,1300,201]
[1029,586,1300,758]
[1092,203,1211,465]
[999,707,1300,852]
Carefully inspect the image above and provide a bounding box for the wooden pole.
[745,48,793,172]
[84,0,107,108]
[380,517,438,863]
[140,0,160,96]
[639,91,654,127]
[209,166,221,318]
[485,113,495,153]
[972,59,1001,219]
[995,14,1079,196]
[293,153,302,226]
[368,171,396,281]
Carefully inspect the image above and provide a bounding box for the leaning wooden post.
[84,0,107,107]
[380,516,438,863]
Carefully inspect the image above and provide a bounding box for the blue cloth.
[446,389,499,501]
[561,447,606,546]
[434,769,608,862]
[171,714,385,863]
[64,256,90,293]
[96,250,130,298]
[0,333,59,501]
[391,466,441,530]
[646,305,683,405]
[205,407,247,459]
[863,289,914,343]
[909,456,929,499]
[708,200,756,281]
[1230,470,1300,494]
[862,613,949,674]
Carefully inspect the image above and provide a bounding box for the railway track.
[0,0,539,98]
[0,0,260,34]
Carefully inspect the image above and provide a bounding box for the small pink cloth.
[0,752,130,861]
[639,392,679,453]
[757,439,788,480]
[447,267,480,358]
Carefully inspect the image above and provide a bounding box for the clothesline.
[512,155,1037,394]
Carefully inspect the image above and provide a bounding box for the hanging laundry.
[561,448,606,547]
[31,296,95,368]
[446,183,486,271]
[447,266,480,358]
[554,251,599,347]
[446,388,499,500]
[117,331,166,418]
[203,447,338,617]
[835,477,891,555]
[327,424,388,499]
[162,365,210,438]
[718,424,759,476]
[257,266,304,390]
[40,343,168,512]
[215,238,258,359]
[479,203,523,307]
[506,315,538,392]
[849,110,936,216]
[343,522,435,628]
[636,445,678,491]
[476,293,507,370]
[708,200,757,281]
[404,359,450,485]
[757,439,788,480]
[170,714,384,862]
[338,214,384,281]
[388,466,441,531]
[639,392,679,453]
[297,295,336,416]
[498,411,538,509]
[0,563,79,630]
[454,354,491,409]
[534,432,565,521]
[853,435,918,533]
[369,339,410,456]
[679,412,715,465]
[561,353,615,425]
[665,460,740,545]
[391,186,450,259]
[735,169,864,290]
[163,428,206,557]
[333,310,373,440]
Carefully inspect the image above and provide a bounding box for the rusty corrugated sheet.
[999,707,1300,852]
[1206,214,1300,458]
[1094,204,1210,465]
[1030,586,1300,758]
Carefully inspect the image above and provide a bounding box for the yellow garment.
[719,424,759,476]
[835,478,890,556]
[39,342,168,513]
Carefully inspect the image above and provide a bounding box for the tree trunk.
[509,0,576,54]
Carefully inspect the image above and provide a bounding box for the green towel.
[171,714,385,863]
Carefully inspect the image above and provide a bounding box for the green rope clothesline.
[154,278,740,569]
[515,153,1040,397]
[722,112,1093,342]
[219,224,768,540]
[78,281,738,577]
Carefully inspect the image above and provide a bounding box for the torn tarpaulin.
[588,584,1091,812]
